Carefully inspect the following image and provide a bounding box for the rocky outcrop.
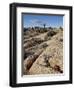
[28,30,63,75]
[23,50,43,74]
[23,29,63,75]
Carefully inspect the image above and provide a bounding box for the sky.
[22,14,63,28]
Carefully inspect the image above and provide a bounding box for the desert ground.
[23,28,63,75]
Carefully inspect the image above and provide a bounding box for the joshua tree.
[43,24,46,29]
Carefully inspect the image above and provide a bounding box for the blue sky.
[22,14,63,28]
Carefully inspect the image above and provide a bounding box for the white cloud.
[30,19,47,25]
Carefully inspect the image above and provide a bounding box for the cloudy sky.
[22,14,63,28]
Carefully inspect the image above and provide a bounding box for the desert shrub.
[45,30,58,41]
[24,40,34,48]
[24,38,44,49]
[44,30,57,41]
[24,51,34,59]
[31,38,44,45]
[43,54,51,67]
[41,43,48,48]
[43,29,48,32]
[53,65,63,73]
[49,27,53,30]
[59,38,63,42]
[47,30,57,37]
[37,29,48,33]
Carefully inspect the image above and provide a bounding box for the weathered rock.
[23,50,43,74]
[28,30,63,75]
